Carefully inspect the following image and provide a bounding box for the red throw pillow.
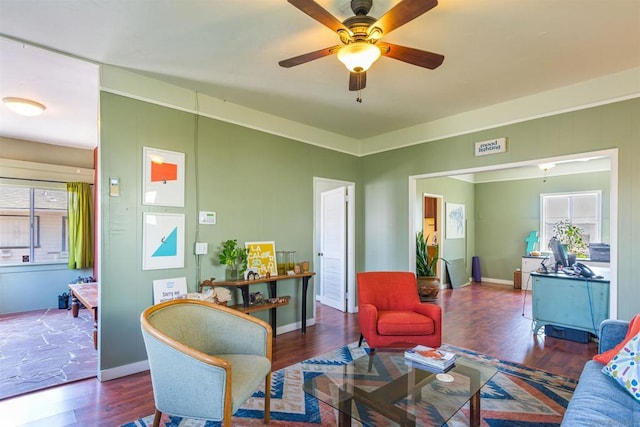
[593,314,640,364]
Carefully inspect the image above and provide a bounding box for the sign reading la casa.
[474,137,507,156]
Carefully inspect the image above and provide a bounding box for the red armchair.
[357,271,442,350]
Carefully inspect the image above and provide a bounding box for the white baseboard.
[276,318,316,335]
[99,359,149,382]
[97,320,316,381]
[480,277,513,286]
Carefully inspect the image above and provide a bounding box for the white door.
[319,186,347,311]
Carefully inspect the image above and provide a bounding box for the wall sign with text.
[475,138,507,156]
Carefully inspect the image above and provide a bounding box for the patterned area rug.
[122,342,577,427]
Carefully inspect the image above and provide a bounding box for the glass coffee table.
[303,350,497,427]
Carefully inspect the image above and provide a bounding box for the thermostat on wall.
[199,211,216,225]
[109,177,120,196]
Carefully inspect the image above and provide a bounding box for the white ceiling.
[0,0,639,151]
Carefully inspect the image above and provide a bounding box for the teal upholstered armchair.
[141,299,272,427]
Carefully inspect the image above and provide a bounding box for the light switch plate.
[195,242,208,255]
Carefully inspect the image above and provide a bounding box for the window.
[540,191,601,253]
[0,184,68,265]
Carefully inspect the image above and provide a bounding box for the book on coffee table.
[404,345,456,370]
[404,358,455,373]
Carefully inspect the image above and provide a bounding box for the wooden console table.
[68,282,98,350]
[208,272,315,337]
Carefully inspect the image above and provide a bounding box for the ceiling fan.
[279,0,445,101]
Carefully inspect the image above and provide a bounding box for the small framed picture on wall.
[445,203,465,239]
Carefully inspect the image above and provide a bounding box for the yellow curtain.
[67,182,94,269]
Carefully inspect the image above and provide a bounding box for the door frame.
[313,177,356,314]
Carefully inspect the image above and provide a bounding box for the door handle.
[318,252,323,256]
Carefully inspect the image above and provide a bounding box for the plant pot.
[417,276,440,301]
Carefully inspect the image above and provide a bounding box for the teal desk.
[531,268,610,337]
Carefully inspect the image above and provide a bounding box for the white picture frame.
[446,203,465,239]
[142,147,185,207]
[152,277,187,304]
[143,212,185,270]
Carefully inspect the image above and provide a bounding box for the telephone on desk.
[561,262,602,279]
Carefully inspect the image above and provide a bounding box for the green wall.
[475,171,610,280]
[99,91,639,375]
[362,98,639,321]
[99,93,361,371]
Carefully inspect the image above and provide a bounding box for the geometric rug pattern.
[122,341,577,427]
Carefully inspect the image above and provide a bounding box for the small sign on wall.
[153,277,187,304]
[475,137,507,156]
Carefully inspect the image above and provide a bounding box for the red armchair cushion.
[377,311,435,336]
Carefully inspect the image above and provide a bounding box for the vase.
[225,265,239,281]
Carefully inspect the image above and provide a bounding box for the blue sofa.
[561,319,639,426]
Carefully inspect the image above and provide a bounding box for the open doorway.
[0,37,100,398]
[422,194,444,279]
[408,149,618,318]
[313,177,356,314]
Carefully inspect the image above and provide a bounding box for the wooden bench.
[68,282,98,350]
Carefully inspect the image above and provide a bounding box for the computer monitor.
[549,237,568,272]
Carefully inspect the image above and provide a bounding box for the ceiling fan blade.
[349,71,367,91]
[379,42,444,69]
[279,46,340,68]
[373,0,438,35]
[287,0,350,34]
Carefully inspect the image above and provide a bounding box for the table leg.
[71,293,79,318]
[301,276,310,334]
[268,281,277,338]
[92,307,98,350]
[337,393,352,427]
[470,389,480,427]
[239,285,250,308]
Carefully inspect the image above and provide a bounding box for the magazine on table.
[404,345,456,370]
[404,358,455,374]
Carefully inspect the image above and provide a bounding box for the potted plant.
[552,220,589,258]
[416,231,445,301]
[218,239,248,281]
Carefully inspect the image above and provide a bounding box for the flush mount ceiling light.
[2,97,46,117]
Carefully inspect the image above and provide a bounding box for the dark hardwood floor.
[0,282,597,426]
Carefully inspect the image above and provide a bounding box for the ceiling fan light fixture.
[3,97,46,117]
[337,42,381,72]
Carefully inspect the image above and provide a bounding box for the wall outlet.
[199,211,216,225]
[195,242,208,255]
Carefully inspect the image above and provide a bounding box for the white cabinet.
[521,256,545,289]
